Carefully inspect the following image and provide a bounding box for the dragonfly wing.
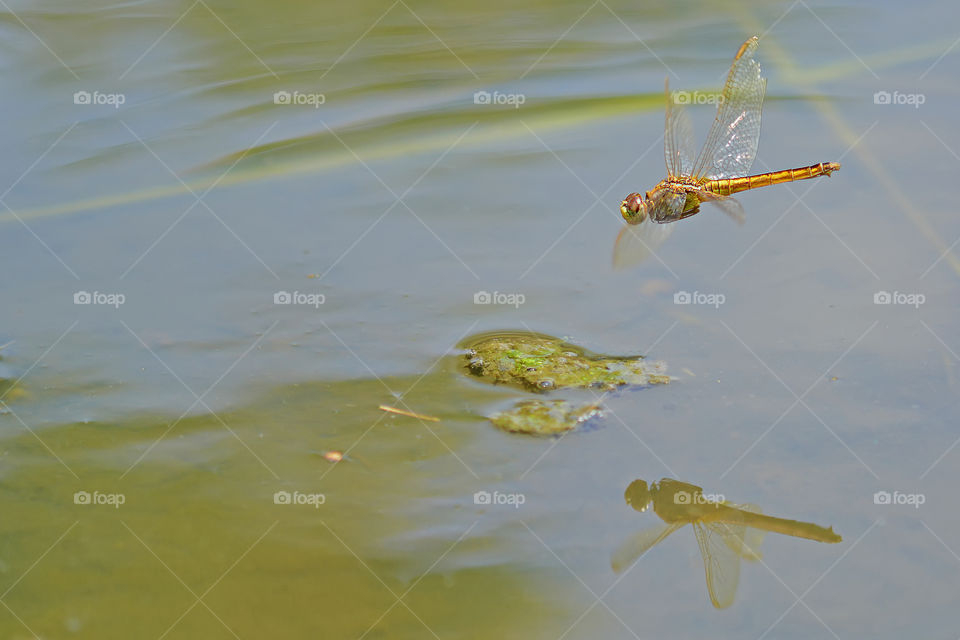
[611,523,683,573]
[664,78,696,178]
[690,36,766,181]
[696,190,746,224]
[693,521,744,609]
[613,219,676,269]
[728,504,765,561]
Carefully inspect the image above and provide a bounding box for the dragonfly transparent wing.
[726,504,765,562]
[693,520,745,609]
[695,190,746,224]
[690,36,766,181]
[613,219,676,269]
[664,78,696,179]
[611,522,683,573]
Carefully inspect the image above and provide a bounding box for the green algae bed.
[460,331,669,435]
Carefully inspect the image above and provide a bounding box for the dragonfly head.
[624,479,653,512]
[620,192,647,224]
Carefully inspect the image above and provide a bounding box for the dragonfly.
[611,478,842,609]
[614,36,840,268]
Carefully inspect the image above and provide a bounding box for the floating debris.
[378,405,440,422]
[320,450,345,463]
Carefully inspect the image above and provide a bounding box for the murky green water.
[3,0,960,637]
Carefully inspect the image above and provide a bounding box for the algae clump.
[459,331,668,435]
[489,399,605,435]
[462,331,668,393]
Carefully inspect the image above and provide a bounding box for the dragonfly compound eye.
[620,193,646,224]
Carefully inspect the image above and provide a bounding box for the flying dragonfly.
[614,36,840,268]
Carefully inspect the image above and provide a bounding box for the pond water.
[2,0,960,637]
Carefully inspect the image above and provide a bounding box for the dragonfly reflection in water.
[611,478,841,609]
[614,36,840,268]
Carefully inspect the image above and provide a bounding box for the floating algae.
[461,331,669,393]
[459,331,669,435]
[489,399,605,435]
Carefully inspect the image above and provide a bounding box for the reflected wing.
[664,78,696,178]
[693,521,744,609]
[728,504,765,562]
[613,219,676,269]
[690,36,766,181]
[695,190,746,224]
[611,523,683,573]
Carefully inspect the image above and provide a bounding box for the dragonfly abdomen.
[707,162,840,196]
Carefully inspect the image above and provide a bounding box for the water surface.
[2,0,960,637]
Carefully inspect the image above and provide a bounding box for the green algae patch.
[458,331,669,435]
[489,399,605,435]
[461,331,669,393]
